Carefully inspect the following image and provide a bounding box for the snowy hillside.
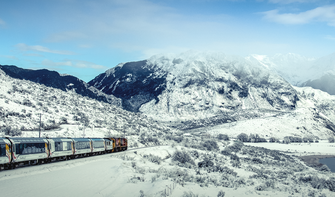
[0,65,121,106]
[0,69,173,141]
[246,53,335,95]
[1,141,335,197]
[88,51,335,139]
[91,52,299,120]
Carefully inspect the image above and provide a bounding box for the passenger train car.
[0,137,127,170]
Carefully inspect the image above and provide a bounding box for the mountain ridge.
[0,65,121,107]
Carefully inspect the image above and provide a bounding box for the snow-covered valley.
[1,52,335,196]
[1,142,335,197]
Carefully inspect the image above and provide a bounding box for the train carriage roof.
[48,138,73,142]
[72,138,91,142]
[0,138,10,144]
[8,138,48,143]
[90,138,104,141]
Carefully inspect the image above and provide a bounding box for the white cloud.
[44,31,87,43]
[0,55,18,60]
[261,5,335,26]
[42,59,107,70]
[16,43,75,55]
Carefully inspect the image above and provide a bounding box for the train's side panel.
[110,137,127,151]
[91,138,105,153]
[0,138,12,165]
[72,138,92,155]
[9,138,49,163]
[104,138,113,152]
[48,138,74,158]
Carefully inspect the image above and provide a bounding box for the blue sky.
[1,0,335,82]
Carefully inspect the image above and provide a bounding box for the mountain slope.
[0,65,121,106]
[246,53,335,95]
[0,68,172,139]
[88,60,166,112]
[90,52,299,121]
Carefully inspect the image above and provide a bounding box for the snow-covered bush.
[139,133,160,145]
[221,148,232,156]
[182,191,199,197]
[217,190,225,197]
[202,139,219,151]
[198,159,214,168]
[165,134,183,143]
[228,141,244,153]
[143,154,162,165]
[218,134,229,141]
[0,126,22,136]
[269,137,278,143]
[190,150,199,159]
[172,150,195,166]
[317,164,331,172]
[237,133,249,142]
[299,175,335,192]
[251,157,263,164]
[328,137,335,143]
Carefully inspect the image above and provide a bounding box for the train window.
[67,142,72,151]
[16,143,45,155]
[76,141,90,149]
[93,141,104,148]
[0,144,6,156]
[55,142,63,151]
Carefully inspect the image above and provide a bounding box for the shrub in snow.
[143,154,162,165]
[269,137,278,143]
[328,137,335,143]
[317,164,331,172]
[230,154,240,161]
[217,190,225,197]
[299,175,335,192]
[218,134,229,141]
[221,148,232,156]
[237,133,249,142]
[0,126,22,136]
[283,136,291,144]
[229,141,244,153]
[231,159,241,168]
[139,133,160,145]
[251,157,263,164]
[198,159,214,168]
[220,166,237,176]
[190,150,199,159]
[202,139,219,151]
[182,191,199,197]
[172,150,195,165]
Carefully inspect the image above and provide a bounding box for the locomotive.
[0,137,127,170]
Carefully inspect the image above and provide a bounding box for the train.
[0,137,127,170]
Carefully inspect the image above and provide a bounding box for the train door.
[45,142,51,158]
[5,143,12,163]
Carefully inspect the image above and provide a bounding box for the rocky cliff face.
[90,52,300,121]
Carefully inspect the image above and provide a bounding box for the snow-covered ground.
[1,143,334,197]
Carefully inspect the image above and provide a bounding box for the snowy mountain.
[0,65,121,106]
[246,53,335,95]
[0,68,173,141]
[88,52,335,138]
[89,52,299,121]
